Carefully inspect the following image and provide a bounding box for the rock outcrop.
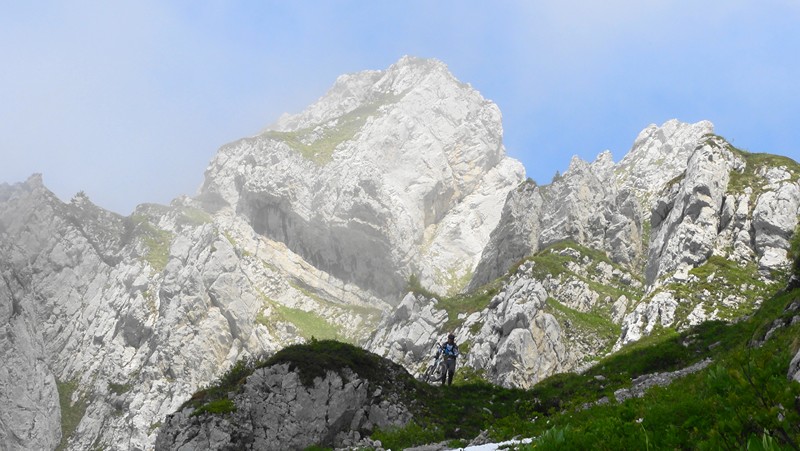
[0,247,61,450]
[156,363,411,451]
[471,119,713,290]
[368,243,642,388]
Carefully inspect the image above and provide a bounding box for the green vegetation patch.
[517,290,800,450]
[130,215,174,272]
[545,297,621,345]
[178,206,212,226]
[379,288,800,449]
[273,304,342,341]
[262,339,418,388]
[789,223,800,279]
[108,382,132,395]
[190,398,236,417]
[663,255,776,324]
[702,134,800,211]
[56,380,88,451]
[181,357,255,413]
[263,94,399,165]
[256,289,345,341]
[373,422,445,450]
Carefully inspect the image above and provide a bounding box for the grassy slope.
[374,288,800,450]
[179,285,800,450]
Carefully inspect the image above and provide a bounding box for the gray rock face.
[0,252,61,451]
[366,292,449,374]
[0,176,387,451]
[472,120,712,289]
[469,120,800,352]
[368,246,642,388]
[617,135,800,345]
[790,350,800,383]
[155,364,411,451]
[200,56,524,298]
[645,139,736,284]
[467,181,542,290]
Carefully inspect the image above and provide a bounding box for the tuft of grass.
[181,357,256,412]
[261,339,417,389]
[372,422,444,450]
[545,297,621,345]
[191,399,236,417]
[108,382,132,395]
[56,380,88,451]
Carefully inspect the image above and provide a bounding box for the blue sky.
[2,1,799,214]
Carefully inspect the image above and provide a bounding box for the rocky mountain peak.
[200,55,524,298]
[615,119,714,202]
[271,56,462,134]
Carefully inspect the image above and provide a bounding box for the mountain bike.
[422,344,445,383]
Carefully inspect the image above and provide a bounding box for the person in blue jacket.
[437,333,460,385]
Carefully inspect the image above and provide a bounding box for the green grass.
[190,399,236,417]
[255,289,345,341]
[545,297,621,345]
[701,134,800,213]
[130,215,173,272]
[178,206,213,226]
[178,284,800,449]
[388,288,800,449]
[56,380,88,451]
[274,304,341,341]
[373,422,444,450]
[517,290,800,450]
[181,357,256,413]
[108,382,132,395]
[263,94,398,165]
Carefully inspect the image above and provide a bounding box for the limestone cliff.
[199,56,524,298]
[0,174,391,450]
[368,120,800,388]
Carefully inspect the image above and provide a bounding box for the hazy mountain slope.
[199,56,524,298]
